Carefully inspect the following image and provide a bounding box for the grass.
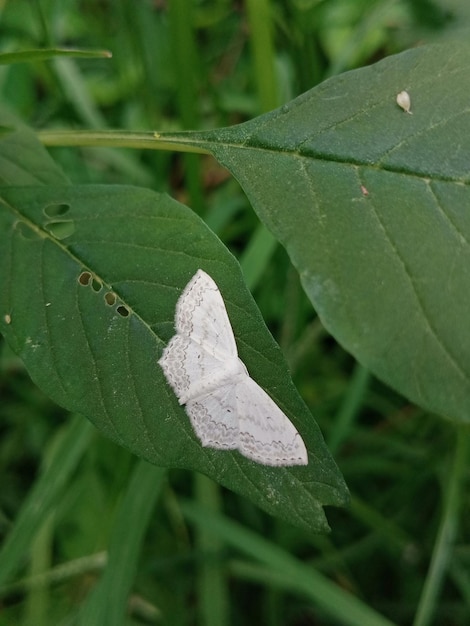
[1,1,470,624]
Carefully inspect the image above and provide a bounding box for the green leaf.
[0,183,347,532]
[154,41,470,423]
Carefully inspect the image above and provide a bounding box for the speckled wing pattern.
[158,269,308,467]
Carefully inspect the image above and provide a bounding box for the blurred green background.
[1,1,470,625]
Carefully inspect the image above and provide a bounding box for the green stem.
[37,129,212,154]
[413,425,469,626]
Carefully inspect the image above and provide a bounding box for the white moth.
[396,90,412,114]
[159,269,308,466]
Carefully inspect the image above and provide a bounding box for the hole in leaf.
[116,305,129,317]
[104,292,117,306]
[78,272,102,292]
[78,271,92,286]
[43,203,70,218]
[46,220,75,240]
[4,314,11,324]
[17,222,39,240]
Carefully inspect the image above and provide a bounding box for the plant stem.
[413,425,469,626]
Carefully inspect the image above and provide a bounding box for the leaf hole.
[104,292,117,306]
[16,222,39,240]
[45,220,75,240]
[78,271,92,286]
[116,305,129,317]
[92,278,102,292]
[78,272,102,292]
[43,203,70,218]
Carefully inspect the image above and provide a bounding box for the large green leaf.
[154,41,470,423]
[0,174,347,531]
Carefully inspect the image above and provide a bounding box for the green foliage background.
[1,1,470,625]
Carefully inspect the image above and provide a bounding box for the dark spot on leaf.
[78,271,92,286]
[116,305,129,317]
[91,279,102,292]
[104,291,117,306]
[43,203,70,218]
[45,220,75,240]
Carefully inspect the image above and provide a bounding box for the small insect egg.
[396,90,412,114]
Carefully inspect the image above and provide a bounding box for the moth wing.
[174,269,237,360]
[185,384,239,450]
[235,377,308,466]
[159,269,238,401]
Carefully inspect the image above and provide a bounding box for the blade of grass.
[23,512,54,626]
[449,559,470,609]
[168,0,204,212]
[53,57,107,129]
[413,425,469,626]
[182,500,398,626]
[0,49,112,65]
[245,0,278,113]
[78,460,166,626]
[195,475,230,626]
[328,363,370,454]
[51,59,155,185]
[326,0,397,77]
[350,495,413,552]
[0,415,94,587]
[240,226,277,290]
[23,421,75,626]
[0,553,107,596]
[241,0,280,287]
